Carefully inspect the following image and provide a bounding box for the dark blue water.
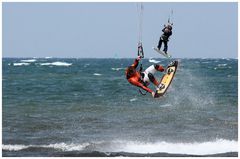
[2,58,238,157]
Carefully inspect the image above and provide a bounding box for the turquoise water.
[2,58,238,156]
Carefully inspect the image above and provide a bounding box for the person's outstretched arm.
[131,56,141,68]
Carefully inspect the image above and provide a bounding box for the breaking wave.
[20,59,37,63]
[13,63,30,66]
[39,62,72,66]
[3,139,237,156]
[93,73,102,76]
[111,68,124,71]
[149,58,161,64]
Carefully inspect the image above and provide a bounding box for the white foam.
[160,104,172,107]
[2,144,29,151]
[3,139,237,155]
[130,98,137,102]
[20,59,36,62]
[111,68,124,71]
[149,58,160,64]
[2,143,87,152]
[42,143,88,151]
[217,63,227,67]
[93,73,102,76]
[45,56,52,59]
[40,62,72,66]
[116,139,238,155]
[13,63,30,66]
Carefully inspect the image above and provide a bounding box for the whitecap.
[217,64,227,67]
[149,58,160,64]
[13,63,30,66]
[42,143,88,151]
[93,73,102,76]
[111,68,124,71]
[160,104,172,107]
[2,139,237,155]
[20,59,36,62]
[111,139,238,155]
[130,98,137,102]
[2,143,88,152]
[2,144,29,151]
[40,62,72,66]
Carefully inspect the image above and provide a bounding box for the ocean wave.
[2,144,29,151]
[130,98,137,102]
[149,58,161,64]
[93,73,102,76]
[214,63,231,70]
[20,59,37,62]
[13,63,30,66]
[2,143,88,152]
[201,61,210,64]
[118,139,238,155]
[217,63,227,67]
[111,68,124,71]
[84,64,90,68]
[160,104,172,107]
[39,62,72,66]
[3,139,237,156]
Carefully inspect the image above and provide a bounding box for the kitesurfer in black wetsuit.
[157,24,173,53]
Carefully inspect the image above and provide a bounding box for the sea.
[2,57,238,157]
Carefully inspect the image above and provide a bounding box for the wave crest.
[3,139,237,155]
[40,62,72,66]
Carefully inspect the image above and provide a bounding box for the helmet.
[167,25,172,30]
[126,66,136,78]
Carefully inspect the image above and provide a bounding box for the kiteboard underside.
[153,47,172,58]
[154,60,178,98]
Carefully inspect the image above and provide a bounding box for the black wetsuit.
[157,26,172,53]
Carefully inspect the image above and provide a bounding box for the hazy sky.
[3,2,238,58]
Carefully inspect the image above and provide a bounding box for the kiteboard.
[154,60,178,98]
[153,47,172,58]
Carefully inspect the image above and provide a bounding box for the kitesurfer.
[125,56,165,97]
[157,23,173,53]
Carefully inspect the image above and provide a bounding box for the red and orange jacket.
[125,58,153,93]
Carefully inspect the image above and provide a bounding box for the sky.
[3,2,238,58]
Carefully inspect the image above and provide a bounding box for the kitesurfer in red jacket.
[125,56,165,97]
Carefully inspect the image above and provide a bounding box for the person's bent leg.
[148,73,160,86]
[154,64,165,72]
